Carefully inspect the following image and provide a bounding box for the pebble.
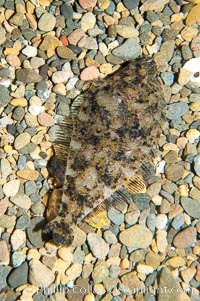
[10,98,28,107]
[10,194,32,210]
[79,0,97,9]
[121,271,144,292]
[103,230,117,244]
[58,247,73,263]
[194,155,200,177]
[10,229,26,251]
[81,12,96,32]
[92,260,109,283]
[87,233,109,259]
[112,38,142,60]
[38,13,56,32]
[136,263,154,275]
[17,169,39,180]
[166,102,189,120]
[1,158,12,179]
[7,262,28,289]
[173,226,197,248]
[165,163,184,181]
[156,214,168,229]
[181,268,196,284]
[0,215,16,228]
[38,112,55,126]
[6,54,21,68]
[27,217,46,248]
[116,25,139,39]
[16,69,42,84]
[181,196,200,218]
[52,70,73,84]
[186,129,200,143]
[186,4,200,26]
[22,45,37,58]
[29,104,45,116]
[65,263,82,281]
[0,85,10,108]
[29,259,55,287]
[80,66,100,81]
[119,224,153,248]
[56,46,76,60]
[158,267,179,301]
[0,241,9,265]
[108,209,124,225]
[14,132,31,150]
[12,251,26,268]
[156,230,168,253]
[3,180,20,197]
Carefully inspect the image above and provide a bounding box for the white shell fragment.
[179,57,200,85]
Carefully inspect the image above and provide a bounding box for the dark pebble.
[16,214,30,230]
[12,107,25,121]
[132,193,151,211]
[16,69,42,84]
[0,266,10,290]
[123,0,139,9]
[27,217,46,247]
[60,3,73,20]
[7,262,28,289]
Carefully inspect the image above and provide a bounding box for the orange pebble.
[60,35,68,46]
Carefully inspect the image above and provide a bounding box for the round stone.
[38,13,56,32]
[119,224,153,248]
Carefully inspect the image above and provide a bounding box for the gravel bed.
[0,0,200,301]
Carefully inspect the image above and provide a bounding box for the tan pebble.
[4,145,13,153]
[191,34,200,51]
[98,0,110,10]
[31,130,45,144]
[25,113,39,127]
[0,199,8,215]
[11,229,26,251]
[181,268,196,284]
[65,263,82,281]
[3,179,20,197]
[58,247,74,262]
[190,188,200,200]
[178,68,193,85]
[68,29,86,45]
[171,12,183,23]
[193,245,200,255]
[116,2,126,12]
[196,265,200,281]
[81,12,96,32]
[29,96,42,106]
[38,112,55,126]
[1,158,12,179]
[0,240,9,265]
[165,256,185,267]
[152,195,162,205]
[14,132,31,150]
[94,284,106,295]
[181,26,198,42]
[80,66,100,81]
[17,169,39,180]
[176,137,188,149]
[178,184,188,197]
[10,97,27,107]
[193,176,200,189]
[116,25,139,39]
[29,258,55,287]
[27,249,41,260]
[186,129,200,143]
[100,63,113,74]
[156,230,167,253]
[53,83,66,95]
[173,226,197,249]
[84,293,95,301]
[120,258,130,269]
[190,102,200,111]
[168,204,183,219]
[186,4,200,26]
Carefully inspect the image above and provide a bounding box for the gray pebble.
[193,155,200,177]
[103,230,117,244]
[72,248,85,264]
[167,102,189,120]
[31,202,45,214]
[132,193,151,211]
[25,181,37,195]
[12,251,26,268]
[109,265,120,278]
[181,197,200,218]
[16,214,30,230]
[181,45,193,61]
[172,213,185,230]
[123,0,139,9]
[12,107,25,121]
[108,209,124,225]
[160,190,174,203]
[27,217,46,247]
[161,72,174,86]
[7,262,28,289]
[189,94,200,103]
[146,213,157,231]
[0,85,10,108]
[60,3,73,21]
[112,38,141,60]
[0,266,10,290]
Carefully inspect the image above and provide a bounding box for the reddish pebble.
[173,226,197,249]
[80,66,100,81]
[6,54,21,69]
[38,112,55,126]
[60,35,69,46]
[79,0,97,9]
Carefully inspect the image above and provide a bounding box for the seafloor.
[0,0,200,301]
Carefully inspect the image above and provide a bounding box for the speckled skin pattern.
[45,58,165,245]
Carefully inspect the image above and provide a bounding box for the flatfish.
[44,57,166,245]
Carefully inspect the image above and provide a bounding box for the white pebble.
[156,160,166,175]
[156,214,168,229]
[29,105,45,116]
[66,77,78,90]
[0,79,11,87]
[22,45,37,58]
